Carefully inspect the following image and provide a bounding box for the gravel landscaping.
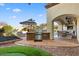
[30,45,79,56]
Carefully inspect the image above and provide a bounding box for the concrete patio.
[15,39,79,47]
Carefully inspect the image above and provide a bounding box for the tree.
[3,25,13,36]
[0,28,5,36]
[22,28,27,31]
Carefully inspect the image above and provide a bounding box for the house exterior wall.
[22,24,37,32]
[47,3,79,41]
[39,24,47,32]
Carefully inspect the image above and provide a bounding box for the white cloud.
[38,14,45,17]
[0,3,5,6]
[12,8,22,13]
[6,8,10,10]
[11,16,17,19]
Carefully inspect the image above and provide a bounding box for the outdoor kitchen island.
[26,32,50,41]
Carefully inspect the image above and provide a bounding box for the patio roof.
[45,3,59,9]
[20,19,37,25]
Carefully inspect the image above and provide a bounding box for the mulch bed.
[0,39,21,46]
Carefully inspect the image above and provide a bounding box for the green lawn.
[0,45,51,56]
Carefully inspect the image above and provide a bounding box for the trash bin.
[34,30,42,41]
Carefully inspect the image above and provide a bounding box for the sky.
[0,3,47,27]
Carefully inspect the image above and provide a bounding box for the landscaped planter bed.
[0,36,21,45]
[0,36,20,42]
[0,40,16,45]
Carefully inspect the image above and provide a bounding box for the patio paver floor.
[15,39,79,47]
[14,39,79,56]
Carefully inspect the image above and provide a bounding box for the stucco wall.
[47,3,79,41]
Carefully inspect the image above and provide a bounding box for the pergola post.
[77,17,79,42]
